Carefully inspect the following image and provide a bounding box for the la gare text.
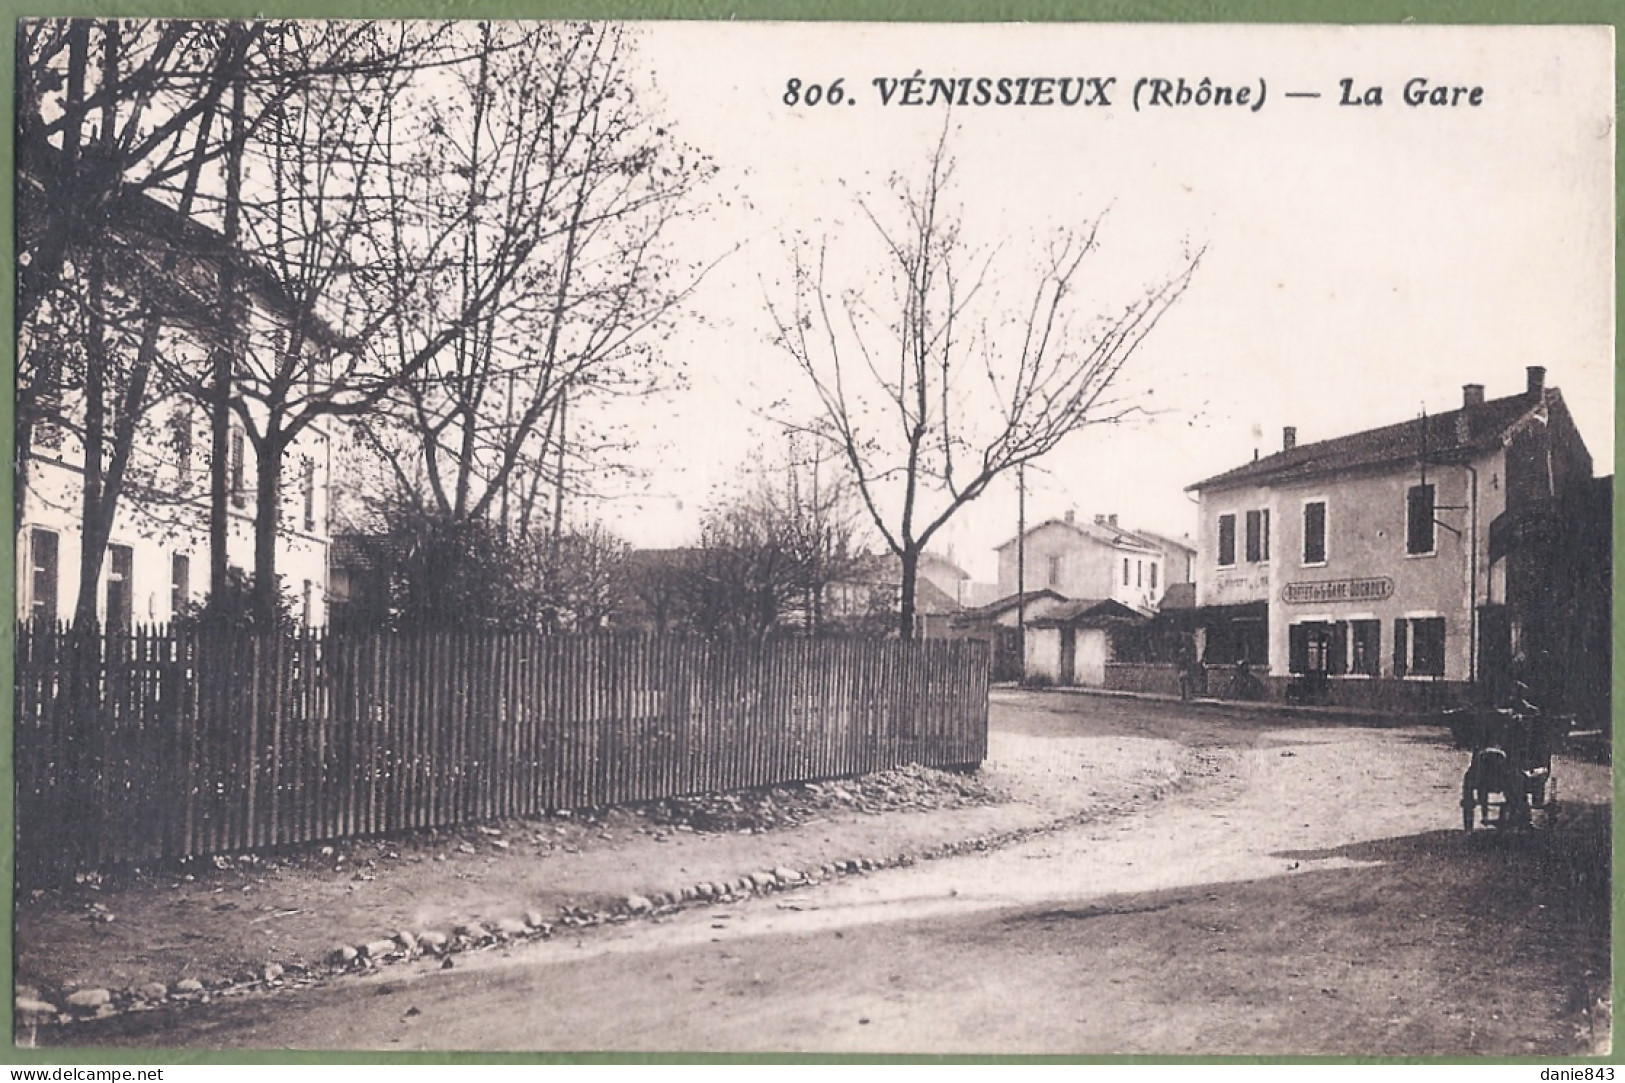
[781,75,1485,111]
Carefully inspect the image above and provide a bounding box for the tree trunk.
[252,433,285,628]
[209,61,246,601]
[71,250,109,630]
[897,546,919,641]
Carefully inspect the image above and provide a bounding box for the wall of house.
[17,400,333,628]
[1024,625,1061,683]
[1075,628,1109,686]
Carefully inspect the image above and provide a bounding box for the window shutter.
[1407,484,1435,554]
[1289,624,1308,674]
[1394,618,1409,677]
[1303,502,1326,563]
[1218,514,1236,566]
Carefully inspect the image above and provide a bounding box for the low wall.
[1104,662,1183,696]
[1270,676,1473,714]
[1105,662,1472,715]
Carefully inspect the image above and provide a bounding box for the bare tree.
[768,129,1202,638]
[15,20,450,624]
[365,22,716,542]
[672,448,869,639]
[537,521,632,632]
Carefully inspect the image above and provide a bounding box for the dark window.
[1351,620,1381,676]
[1245,509,1266,563]
[230,428,246,508]
[1393,618,1409,677]
[1136,560,1143,587]
[1411,617,1446,676]
[29,529,59,625]
[1150,562,1159,591]
[1302,501,1326,564]
[106,544,133,632]
[171,554,190,619]
[1123,558,1130,586]
[1407,483,1435,555]
[1217,514,1236,567]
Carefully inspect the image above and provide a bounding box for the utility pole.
[1016,462,1026,680]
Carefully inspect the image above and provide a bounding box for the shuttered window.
[1302,501,1326,564]
[1217,514,1236,567]
[1407,484,1435,555]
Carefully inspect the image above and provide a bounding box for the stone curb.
[21,755,1204,1030]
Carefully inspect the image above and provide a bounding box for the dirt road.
[34,691,1611,1057]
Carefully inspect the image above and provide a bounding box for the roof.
[956,589,1066,621]
[993,517,1162,555]
[1029,598,1146,629]
[1188,390,1544,494]
[918,551,970,582]
[912,577,962,616]
[1133,529,1197,557]
[18,146,355,352]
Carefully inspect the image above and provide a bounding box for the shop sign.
[1281,576,1393,605]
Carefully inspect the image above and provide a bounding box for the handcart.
[1448,704,1563,831]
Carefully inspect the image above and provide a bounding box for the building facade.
[16,183,336,630]
[994,511,1192,616]
[1187,368,1602,714]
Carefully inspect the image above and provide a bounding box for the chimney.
[1526,366,1546,399]
[1064,509,1075,525]
[1094,514,1105,525]
[1283,426,1297,451]
[1108,514,1118,527]
[1462,384,1485,408]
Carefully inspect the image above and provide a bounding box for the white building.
[16,184,336,629]
[994,510,1193,615]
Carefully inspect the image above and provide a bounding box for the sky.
[575,23,1614,583]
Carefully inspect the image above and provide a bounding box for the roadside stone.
[360,939,397,959]
[679,885,696,901]
[329,945,359,966]
[395,930,418,953]
[494,918,529,938]
[624,894,653,914]
[135,982,169,1002]
[773,866,802,884]
[523,910,547,929]
[262,963,284,983]
[695,882,715,898]
[750,872,777,891]
[174,979,205,995]
[16,997,58,1018]
[66,988,112,1014]
[417,931,449,954]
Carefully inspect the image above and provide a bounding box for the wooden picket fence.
[13,625,989,881]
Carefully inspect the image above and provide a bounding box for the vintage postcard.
[11,19,1614,1060]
